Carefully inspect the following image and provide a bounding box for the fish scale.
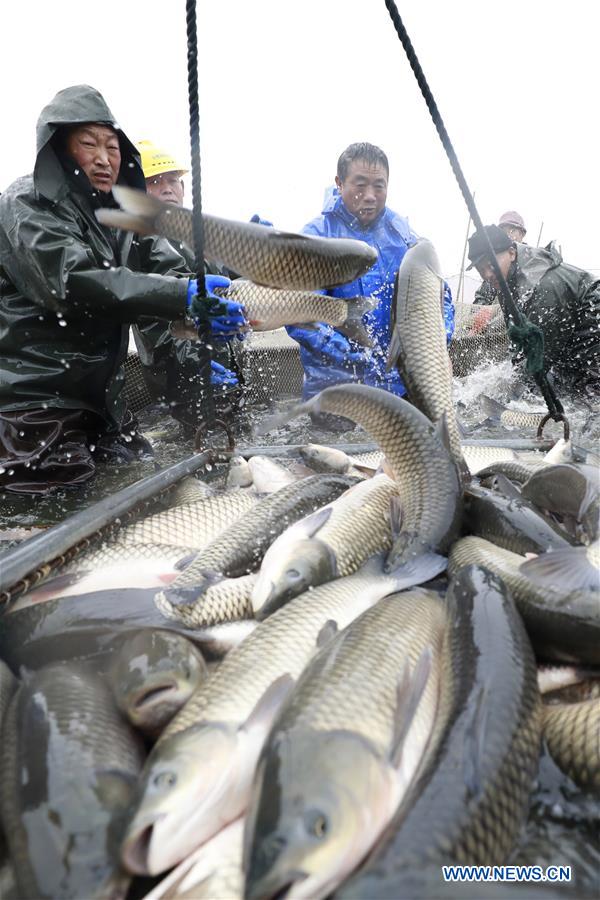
[449,536,600,664]
[388,241,463,467]
[305,384,462,566]
[109,491,257,550]
[274,591,445,752]
[543,697,600,790]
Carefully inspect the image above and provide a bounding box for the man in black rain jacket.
[0,85,230,494]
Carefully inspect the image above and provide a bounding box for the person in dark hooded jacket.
[0,85,245,494]
[467,224,600,396]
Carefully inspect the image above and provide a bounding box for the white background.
[2,0,598,298]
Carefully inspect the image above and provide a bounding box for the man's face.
[65,124,121,193]
[145,172,185,206]
[475,247,517,289]
[335,159,388,226]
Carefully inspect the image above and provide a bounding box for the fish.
[520,463,600,544]
[155,474,357,611]
[213,279,376,347]
[449,536,600,664]
[107,630,208,736]
[121,553,445,876]
[247,456,297,493]
[543,695,600,790]
[479,395,548,430]
[252,474,443,618]
[98,186,378,291]
[226,456,254,490]
[463,483,577,554]
[258,384,462,572]
[243,589,447,900]
[155,573,256,628]
[387,239,464,471]
[0,662,144,900]
[0,587,254,674]
[145,818,244,900]
[298,444,382,475]
[338,565,542,899]
[475,458,548,485]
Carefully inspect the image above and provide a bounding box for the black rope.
[383,0,564,419]
[185,0,215,424]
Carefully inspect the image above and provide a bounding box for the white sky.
[2,0,598,296]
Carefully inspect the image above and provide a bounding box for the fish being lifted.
[96,186,378,291]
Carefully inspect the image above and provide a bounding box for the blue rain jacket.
[287,189,454,399]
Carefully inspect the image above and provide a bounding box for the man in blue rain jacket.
[287,143,454,429]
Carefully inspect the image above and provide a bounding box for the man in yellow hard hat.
[133,140,241,422]
[138,139,187,207]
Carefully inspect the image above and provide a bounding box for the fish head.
[298,444,350,474]
[244,728,391,900]
[252,539,337,619]
[122,722,245,875]
[109,631,207,734]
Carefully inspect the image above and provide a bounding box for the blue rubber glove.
[187,275,247,342]
[250,214,273,227]
[289,324,369,367]
[443,281,455,342]
[210,360,239,386]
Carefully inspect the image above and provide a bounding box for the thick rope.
[383,0,564,418]
[185,0,215,423]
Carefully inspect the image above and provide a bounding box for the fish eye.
[305,810,328,838]
[286,569,301,581]
[153,771,177,789]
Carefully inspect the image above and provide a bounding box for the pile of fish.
[0,232,598,900]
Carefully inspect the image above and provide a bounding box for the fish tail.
[479,395,507,423]
[95,208,157,235]
[96,185,164,235]
[520,546,599,592]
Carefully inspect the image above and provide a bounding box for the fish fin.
[242,673,295,734]
[316,619,338,648]
[386,326,402,373]
[456,416,471,438]
[96,208,156,235]
[491,473,522,501]
[479,395,506,423]
[544,438,572,464]
[520,547,599,592]
[434,412,453,455]
[338,296,376,348]
[462,684,488,798]
[174,552,198,571]
[390,647,432,768]
[157,569,220,607]
[295,505,333,538]
[386,552,448,588]
[388,496,403,540]
[253,397,318,436]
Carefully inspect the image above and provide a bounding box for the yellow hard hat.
[136,139,189,179]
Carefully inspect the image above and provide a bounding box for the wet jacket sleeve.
[0,193,188,323]
[443,281,455,342]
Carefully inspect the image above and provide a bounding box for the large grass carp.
[107,630,208,737]
[0,663,144,900]
[243,589,447,900]
[338,565,541,899]
[463,483,577,554]
[98,186,378,291]
[156,474,356,611]
[387,239,464,470]
[259,384,462,571]
[449,536,600,664]
[121,554,443,876]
